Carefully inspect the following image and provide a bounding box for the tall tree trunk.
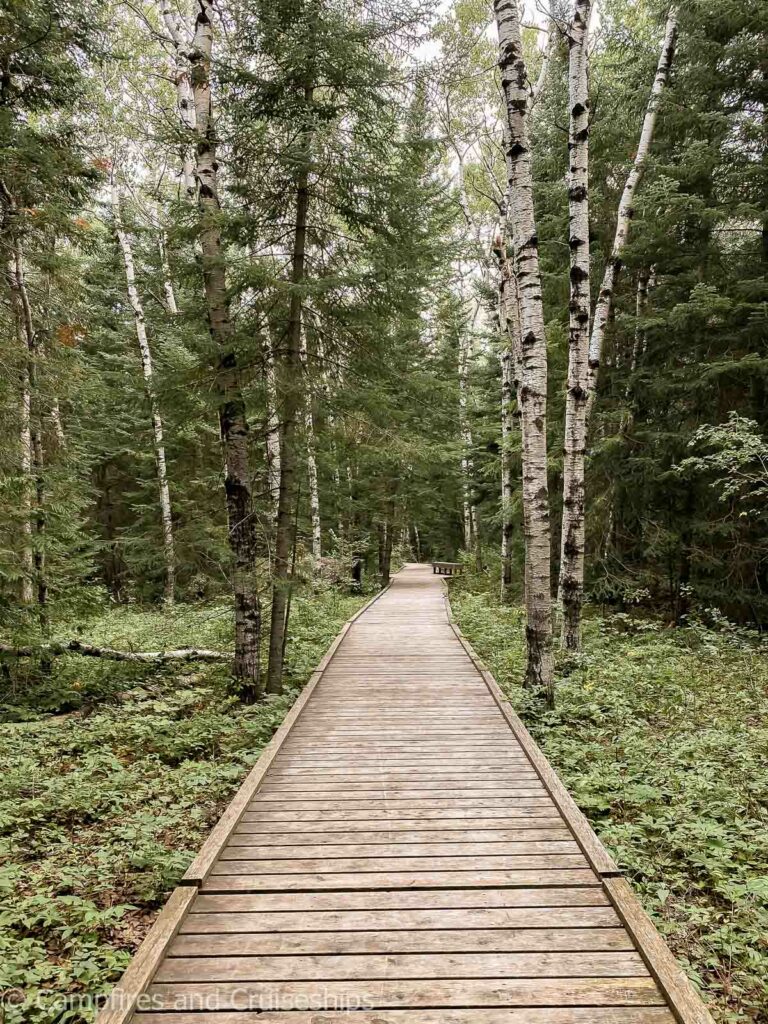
[630,265,654,373]
[558,0,592,652]
[160,0,197,199]
[586,8,678,408]
[495,0,554,702]
[111,182,176,607]
[458,329,476,552]
[495,185,521,606]
[157,223,179,315]
[264,332,281,524]
[500,342,515,603]
[381,497,395,585]
[299,330,322,566]
[8,245,47,618]
[267,82,314,694]
[189,1,262,699]
[6,250,34,603]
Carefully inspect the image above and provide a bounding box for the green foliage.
[0,589,362,1023]
[453,589,768,1023]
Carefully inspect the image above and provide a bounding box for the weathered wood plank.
[155,950,648,982]
[222,840,581,857]
[239,807,569,822]
[133,1009,676,1024]
[231,826,574,843]
[145,977,667,1010]
[189,887,612,913]
[201,869,599,891]
[171,926,634,956]
[210,853,589,872]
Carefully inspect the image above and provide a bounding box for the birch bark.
[586,8,678,408]
[111,182,176,606]
[300,329,322,565]
[189,0,262,697]
[160,0,197,198]
[6,253,34,603]
[458,328,475,552]
[264,331,281,522]
[8,245,47,615]
[495,0,554,700]
[558,0,592,651]
[495,190,521,605]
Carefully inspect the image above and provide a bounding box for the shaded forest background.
[1,0,766,651]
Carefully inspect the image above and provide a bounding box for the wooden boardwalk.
[100,564,713,1024]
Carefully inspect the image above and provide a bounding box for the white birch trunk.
[630,264,655,372]
[586,9,678,408]
[111,182,176,606]
[558,0,592,652]
[160,0,197,198]
[495,0,554,700]
[7,255,34,603]
[495,188,520,605]
[299,330,322,565]
[264,331,281,522]
[458,329,475,552]
[9,245,47,613]
[157,224,179,315]
[188,0,262,697]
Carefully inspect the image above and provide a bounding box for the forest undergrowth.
[452,581,768,1024]
[0,586,365,1024]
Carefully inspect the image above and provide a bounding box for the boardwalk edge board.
[95,574,397,1024]
[94,886,196,1024]
[442,585,715,1024]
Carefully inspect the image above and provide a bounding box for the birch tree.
[188,0,263,697]
[586,8,679,407]
[6,247,35,604]
[558,0,592,651]
[264,332,281,522]
[159,1,197,199]
[111,181,176,606]
[495,0,554,700]
[300,329,322,565]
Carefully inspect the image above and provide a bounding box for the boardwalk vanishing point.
[98,563,714,1024]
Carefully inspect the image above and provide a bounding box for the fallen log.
[0,641,230,663]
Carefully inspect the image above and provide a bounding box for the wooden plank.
[145,977,667,1010]
[231,826,574,843]
[133,1008,677,1024]
[222,840,581,857]
[604,877,715,1024]
[189,887,612,913]
[245,799,553,814]
[94,886,195,1024]
[201,869,599,891]
[171,926,634,956]
[239,807,566,822]
[211,853,589,872]
[251,786,549,800]
[182,906,622,933]
[155,950,648,982]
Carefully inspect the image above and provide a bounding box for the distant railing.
[432,561,463,576]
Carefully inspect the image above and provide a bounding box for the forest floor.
[0,586,366,1024]
[452,585,768,1024]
